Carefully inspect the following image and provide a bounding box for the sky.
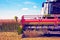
[0,0,45,19]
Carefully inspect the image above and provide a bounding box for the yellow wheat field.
[22,37,60,40]
[0,32,22,40]
[0,32,60,40]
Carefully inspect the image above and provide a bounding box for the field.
[0,32,22,40]
[22,37,60,40]
[0,32,60,40]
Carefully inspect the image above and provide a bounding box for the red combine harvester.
[21,0,60,37]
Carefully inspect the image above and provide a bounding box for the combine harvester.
[21,0,60,37]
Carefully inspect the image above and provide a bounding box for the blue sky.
[0,0,45,19]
